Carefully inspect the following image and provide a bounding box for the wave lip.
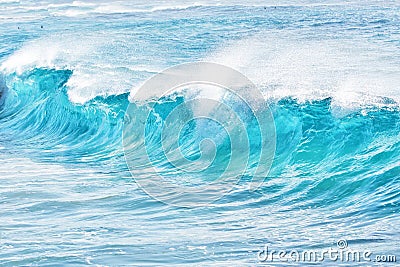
[0,35,150,104]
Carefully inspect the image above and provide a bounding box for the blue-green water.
[0,1,399,266]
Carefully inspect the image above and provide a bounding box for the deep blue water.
[0,1,399,266]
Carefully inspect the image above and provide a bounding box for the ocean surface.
[0,0,399,266]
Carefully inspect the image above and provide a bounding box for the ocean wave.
[1,1,399,265]
[0,63,399,264]
[0,35,160,104]
[2,31,400,108]
[0,67,399,188]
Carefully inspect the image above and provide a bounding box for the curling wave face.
[1,65,399,231]
[2,67,399,191]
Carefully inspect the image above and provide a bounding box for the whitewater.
[0,0,399,266]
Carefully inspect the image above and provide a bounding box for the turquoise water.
[0,1,399,266]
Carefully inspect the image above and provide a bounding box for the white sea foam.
[0,34,159,104]
[2,0,399,20]
[0,0,20,3]
[206,31,400,109]
[1,25,399,108]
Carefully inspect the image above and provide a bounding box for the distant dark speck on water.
[41,25,43,28]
